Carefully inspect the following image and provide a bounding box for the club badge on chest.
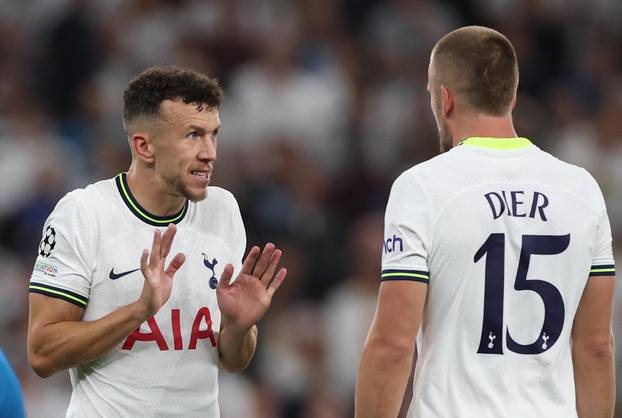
[202,253,219,289]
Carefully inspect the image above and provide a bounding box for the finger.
[240,246,261,276]
[164,253,185,278]
[252,243,276,278]
[149,228,162,269]
[260,249,282,287]
[267,267,287,296]
[218,263,235,289]
[160,223,177,258]
[140,249,149,275]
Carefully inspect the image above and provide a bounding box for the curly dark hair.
[123,66,224,125]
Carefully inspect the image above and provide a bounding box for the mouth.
[190,170,211,184]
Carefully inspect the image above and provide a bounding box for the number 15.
[474,233,570,355]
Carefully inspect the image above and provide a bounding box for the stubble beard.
[164,172,209,203]
[432,94,453,153]
[180,181,208,202]
[438,122,453,153]
[435,108,453,153]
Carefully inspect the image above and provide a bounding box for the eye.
[187,131,200,140]
[211,129,219,141]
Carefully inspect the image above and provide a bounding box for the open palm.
[138,224,186,317]
[217,243,287,333]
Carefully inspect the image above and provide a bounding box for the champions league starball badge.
[39,226,56,258]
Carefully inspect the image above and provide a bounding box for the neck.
[451,112,517,146]
[126,162,186,217]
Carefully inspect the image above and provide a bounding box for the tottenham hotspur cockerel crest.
[202,253,219,289]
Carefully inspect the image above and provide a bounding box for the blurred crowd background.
[0,0,621,416]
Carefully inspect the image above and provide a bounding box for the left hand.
[217,243,287,335]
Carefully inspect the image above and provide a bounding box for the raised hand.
[217,243,287,334]
[137,224,186,317]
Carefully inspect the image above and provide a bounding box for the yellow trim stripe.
[118,175,185,224]
[590,268,615,273]
[29,285,87,306]
[381,272,430,280]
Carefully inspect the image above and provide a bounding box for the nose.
[197,136,217,162]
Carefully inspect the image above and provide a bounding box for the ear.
[130,132,155,164]
[440,84,454,119]
[511,95,517,110]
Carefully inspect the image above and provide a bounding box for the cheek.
[158,151,185,175]
[430,97,441,123]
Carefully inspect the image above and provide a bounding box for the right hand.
[137,224,185,317]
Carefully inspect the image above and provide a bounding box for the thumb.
[218,264,235,289]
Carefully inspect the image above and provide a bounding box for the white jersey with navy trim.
[30,173,246,418]
[382,137,615,418]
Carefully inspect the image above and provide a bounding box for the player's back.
[384,138,614,417]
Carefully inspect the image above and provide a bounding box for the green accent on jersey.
[381,272,430,280]
[116,173,187,225]
[29,285,87,306]
[461,137,532,150]
[590,268,615,273]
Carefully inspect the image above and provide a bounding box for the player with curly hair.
[27,66,287,417]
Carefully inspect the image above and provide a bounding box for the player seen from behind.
[356,26,615,418]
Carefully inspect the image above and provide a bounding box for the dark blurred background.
[0,0,621,416]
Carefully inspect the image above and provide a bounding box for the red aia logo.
[122,307,217,351]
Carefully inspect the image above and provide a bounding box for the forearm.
[572,337,615,418]
[218,324,257,373]
[29,301,149,377]
[355,336,415,418]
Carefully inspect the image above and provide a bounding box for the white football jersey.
[382,137,615,418]
[30,173,246,418]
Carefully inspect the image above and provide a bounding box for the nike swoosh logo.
[109,268,140,280]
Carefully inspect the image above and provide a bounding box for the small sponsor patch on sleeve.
[33,260,60,278]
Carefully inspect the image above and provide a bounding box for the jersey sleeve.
[589,208,615,277]
[381,171,431,283]
[29,192,93,308]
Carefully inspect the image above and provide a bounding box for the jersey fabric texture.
[382,137,615,418]
[0,350,25,418]
[29,173,246,418]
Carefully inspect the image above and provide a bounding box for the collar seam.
[458,137,532,150]
[115,173,188,226]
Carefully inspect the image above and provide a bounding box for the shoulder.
[390,152,454,193]
[52,178,116,219]
[198,186,240,212]
[191,186,243,227]
[534,148,587,175]
[534,149,607,208]
[190,186,245,244]
[386,166,432,218]
[399,150,460,187]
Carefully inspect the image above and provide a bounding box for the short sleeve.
[381,172,431,284]
[589,208,615,277]
[29,192,92,308]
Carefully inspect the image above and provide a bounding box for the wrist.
[129,299,152,323]
[222,322,255,340]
